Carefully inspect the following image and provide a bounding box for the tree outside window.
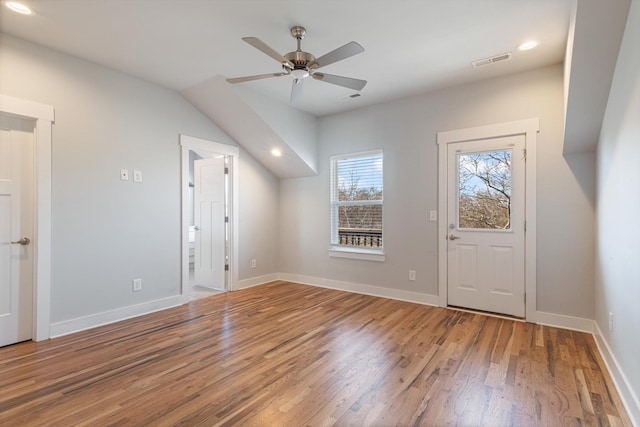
[458,150,511,230]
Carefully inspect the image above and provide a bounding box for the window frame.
[329,149,385,262]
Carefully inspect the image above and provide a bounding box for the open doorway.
[180,135,239,301]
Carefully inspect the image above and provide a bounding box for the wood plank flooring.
[0,281,631,426]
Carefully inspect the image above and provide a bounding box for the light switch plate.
[120,169,129,181]
[133,170,143,183]
[429,210,437,221]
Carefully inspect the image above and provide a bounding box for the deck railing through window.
[338,228,383,247]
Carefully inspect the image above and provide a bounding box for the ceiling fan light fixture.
[290,69,309,80]
[4,1,33,14]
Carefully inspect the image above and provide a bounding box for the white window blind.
[330,150,383,252]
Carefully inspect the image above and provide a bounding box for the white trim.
[328,247,386,262]
[535,311,594,333]
[277,273,440,306]
[179,135,240,294]
[593,322,640,427]
[436,118,539,322]
[0,94,54,342]
[50,296,184,338]
[330,148,383,161]
[237,273,280,290]
[0,95,54,122]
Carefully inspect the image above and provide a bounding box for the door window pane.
[458,150,512,230]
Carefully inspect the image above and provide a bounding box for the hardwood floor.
[0,281,631,426]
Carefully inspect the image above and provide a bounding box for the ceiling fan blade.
[226,72,287,84]
[311,41,364,69]
[290,78,304,103]
[242,37,294,67]
[312,73,367,91]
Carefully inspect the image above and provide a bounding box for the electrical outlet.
[251,259,257,269]
[429,210,437,221]
[120,169,129,181]
[609,312,613,332]
[133,278,142,292]
[133,170,143,183]
[409,270,416,281]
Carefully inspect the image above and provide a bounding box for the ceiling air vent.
[472,52,512,68]
[339,93,363,101]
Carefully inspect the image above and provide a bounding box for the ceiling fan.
[226,26,367,103]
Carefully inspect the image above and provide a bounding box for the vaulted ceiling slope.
[563,0,631,154]
[182,76,318,179]
[0,0,631,176]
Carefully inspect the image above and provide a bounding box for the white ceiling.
[0,0,572,117]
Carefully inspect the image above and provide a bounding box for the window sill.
[329,246,386,262]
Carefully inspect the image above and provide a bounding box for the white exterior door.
[446,135,526,317]
[0,114,34,347]
[193,156,226,290]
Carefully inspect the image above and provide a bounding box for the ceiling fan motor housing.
[284,51,316,69]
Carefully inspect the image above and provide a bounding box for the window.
[330,150,384,260]
[457,149,512,230]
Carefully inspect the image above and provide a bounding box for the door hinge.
[524,220,527,232]
[224,264,229,271]
[224,167,229,174]
[522,148,527,161]
[225,216,229,223]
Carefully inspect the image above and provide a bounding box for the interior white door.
[447,135,525,317]
[193,156,226,290]
[0,114,35,347]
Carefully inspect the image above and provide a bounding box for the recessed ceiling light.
[271,148,282,157]
[4,1,33,15]
[517,40,539,51]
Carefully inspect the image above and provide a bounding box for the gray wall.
[238,148,279,279]
[279,63,596,319]
[0,35,279,323]
[596,0,640,414]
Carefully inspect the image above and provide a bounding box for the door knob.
[448,235,460,241]
[11,237,30,245]
[194,226,200,231]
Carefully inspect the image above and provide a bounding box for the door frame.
[437,118,538,322]
[0,94,54,341]
[180,134,239,298]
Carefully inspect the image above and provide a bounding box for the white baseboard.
[50,295,185,338]
[593,322,640,427]
[277,273,440,307]
[535,311,595,333]
[236,273,279,290]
